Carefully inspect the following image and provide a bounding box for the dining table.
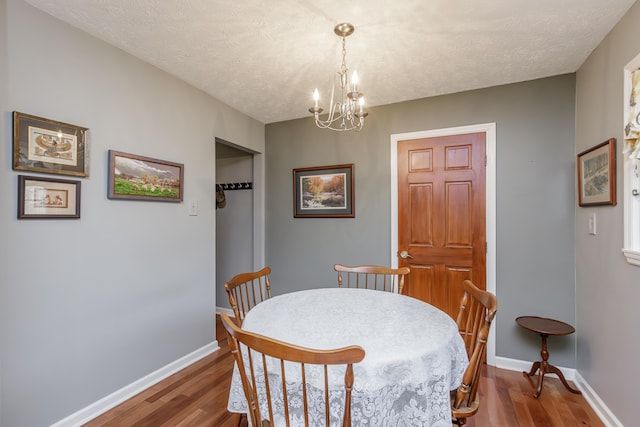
[226,287,469,427]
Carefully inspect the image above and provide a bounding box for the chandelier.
[308,23,368,132]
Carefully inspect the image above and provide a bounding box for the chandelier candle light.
[309,23,368,131]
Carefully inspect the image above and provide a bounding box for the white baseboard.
[494,357,621,427]
[216,306,235,316]
[50,342,220,427]
[494,356,575,380]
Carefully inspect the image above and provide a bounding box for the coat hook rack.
[218,182,252,191]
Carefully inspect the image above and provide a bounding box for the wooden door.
[398,132,486,319]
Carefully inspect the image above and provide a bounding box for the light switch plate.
[189,200,198,216]
[588,213,596,235]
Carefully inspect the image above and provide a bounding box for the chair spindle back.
[224,267,272,325]
[220,312,365,427]
[452,279,498,426]
[334,264,410,294]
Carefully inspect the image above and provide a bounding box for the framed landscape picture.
[18,175,81,219]
[13,111,89,177]
[107,150,184,202]
[577,138,616,206]
[293,164,354,218]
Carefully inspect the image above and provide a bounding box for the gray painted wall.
[0,1,264,425]
[266,74,577,366]
[575,2,640,425]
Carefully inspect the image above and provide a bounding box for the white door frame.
[390,123,497,365]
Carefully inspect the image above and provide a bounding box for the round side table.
[516,316,582,398]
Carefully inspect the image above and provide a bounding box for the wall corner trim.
[50,342,220,427]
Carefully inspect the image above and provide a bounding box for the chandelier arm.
[314,100,363,129]
[313,119,358,131]
[315,103,348,126]
[314,109,365,131]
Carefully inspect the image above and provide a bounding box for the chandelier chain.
[341,37,347,75]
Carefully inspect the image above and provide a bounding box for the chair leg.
[453,417,467,426]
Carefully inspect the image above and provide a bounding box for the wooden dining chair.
[334,264,410,294]
[220,312,366,427]
[224,267,272,325]
[451,279,498,426]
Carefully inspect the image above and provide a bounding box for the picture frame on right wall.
[577,138,616,206]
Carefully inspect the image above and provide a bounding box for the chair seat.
[452,397,480,425]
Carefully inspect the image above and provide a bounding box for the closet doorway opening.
[215,138,258,314]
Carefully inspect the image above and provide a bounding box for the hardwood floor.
[84,315,604,427]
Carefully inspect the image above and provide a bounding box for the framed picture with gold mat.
[13,111,89,177]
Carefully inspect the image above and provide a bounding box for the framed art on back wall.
[293,164,354,218]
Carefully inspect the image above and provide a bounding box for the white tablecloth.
[227,287,468,427]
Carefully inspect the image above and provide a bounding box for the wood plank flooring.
[84,315,604,427]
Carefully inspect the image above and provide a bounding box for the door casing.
[391,123,496,365]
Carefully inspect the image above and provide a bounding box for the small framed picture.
[18,175,81,219]
[107,150,184,202]
[293,164,354,218]
[13,111,89,177]
[577,138,616,206]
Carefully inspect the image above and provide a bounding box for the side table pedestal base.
[516,316,582,399]
[523,356,581,398]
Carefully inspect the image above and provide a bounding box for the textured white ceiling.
[24,0,637,124]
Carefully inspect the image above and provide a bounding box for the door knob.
[399,250,413,259]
